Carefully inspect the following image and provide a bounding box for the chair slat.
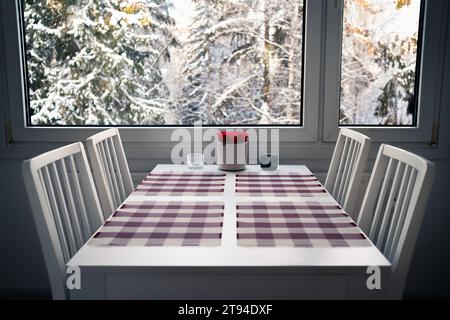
[325,135,344,192]
[98,140,118,207]
[332,136,349,196]
[369,158,394,240]
[103,140,118,206]
[387,168,418,261]
[112,134,134,194]
[104,138,121,208]
[49,162,77,256]
[41,166,70,263]
[68,155,91,241]
[58,159,84,248]
[337,139,354,203]
[357,147,389,233]
[341,140,359,201]
[377,161,404,250]
[109,138,126,200]
[75,149,104,233]
[384,165,412,258]
[340,141,359,203]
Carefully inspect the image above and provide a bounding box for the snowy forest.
[23,0,420,126]
[340,0,421,125]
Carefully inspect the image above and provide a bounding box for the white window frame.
[322,0,448,143]
[0,0,449,160]
[1,0,321,144]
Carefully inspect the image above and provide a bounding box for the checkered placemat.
[236,201,371,247]
[236,173,328,197]
[133,172,226,196]
[89,201,224,246]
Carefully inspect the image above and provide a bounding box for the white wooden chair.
[357,144,435,299]
[86,128,133,218]
[324,128,371,218]
[22,143,104,300]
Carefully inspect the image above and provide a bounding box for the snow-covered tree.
[26,0,177,125]
[24,0,419,126]
[340,0,420,125]
[176,0,221,124]
[177,0,303,125]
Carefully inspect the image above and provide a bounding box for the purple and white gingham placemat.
[89,201,224,246]
[236,201,371,247]
[133,172,226,196]
[236,173,328,197]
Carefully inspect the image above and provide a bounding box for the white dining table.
[68,164,390,299]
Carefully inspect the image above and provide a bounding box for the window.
[21,0,304,126]
[321,0,445,144]
[339,0,424,126]
[2,0,447,148]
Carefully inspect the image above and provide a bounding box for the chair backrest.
[324,128,371,218]
[357,144,435,299]
[86,128,134,218]
[22,142,104,300]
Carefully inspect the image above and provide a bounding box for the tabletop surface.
[68,164,390,269]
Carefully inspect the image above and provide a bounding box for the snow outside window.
[5,0,445,147]
[21,0,305,126]
[339,0,424,127]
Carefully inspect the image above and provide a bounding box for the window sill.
[1,137,447,162]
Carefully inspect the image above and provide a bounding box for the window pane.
[22,0,304,126]
[340,0,422,126]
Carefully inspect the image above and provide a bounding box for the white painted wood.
[71,268,391,300]
[104,274,345,299]
[369,158,394,240]
[68,164,390,299]
[357,144,435,299]
[325,128,371,219]
[86,128,134,219]
[22,142,104,300]
[377,161,404,249]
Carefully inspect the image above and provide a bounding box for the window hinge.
[431,121,439,146]
[5,120,13,145]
